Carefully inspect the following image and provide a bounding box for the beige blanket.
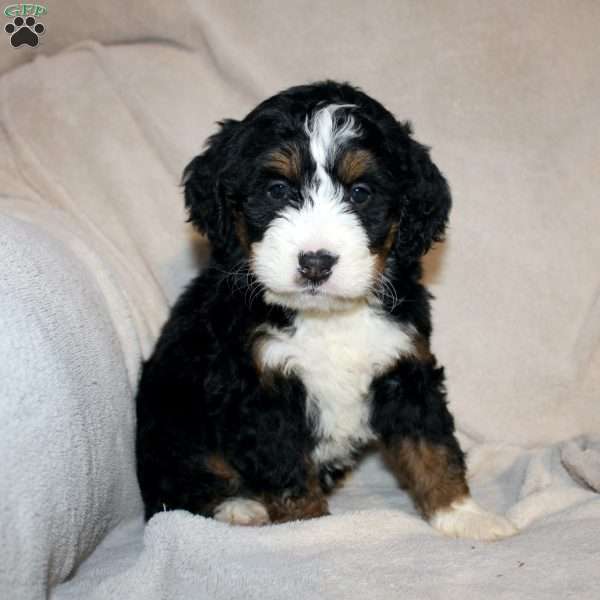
[0,2,598,598]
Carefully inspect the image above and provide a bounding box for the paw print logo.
[5,16,45,48]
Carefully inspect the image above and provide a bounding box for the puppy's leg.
[371,357,517,541]
[226,372,329,524]
[382,437,517,540]
[196,454,268,526]
[206,457,328,526]
[212,478,329,526]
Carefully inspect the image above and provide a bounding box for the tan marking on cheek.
[372,222,399,275]
[413,334,432,362]
[233,210,253,255]
[267,146,301,181]
[382,438,469,519]
[338,149,374,184]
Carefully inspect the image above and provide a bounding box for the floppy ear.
[183,119,240,253]
[395,135,452,261]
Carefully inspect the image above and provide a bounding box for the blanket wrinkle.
[560,437,600,493]
[81,41,182,182]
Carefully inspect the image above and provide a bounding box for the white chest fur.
[257,301,415,466]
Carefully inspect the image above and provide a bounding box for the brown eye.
[350,183,372,205]
[267,181,290,201]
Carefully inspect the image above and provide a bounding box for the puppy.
[135,81,517,540]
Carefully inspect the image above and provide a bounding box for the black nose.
[298,250,339,284]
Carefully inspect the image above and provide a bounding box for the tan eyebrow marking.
[266,145,302,181]
[337,149,375,184]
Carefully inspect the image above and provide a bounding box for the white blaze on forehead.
[304,104,360,199]
[298,103,365,257]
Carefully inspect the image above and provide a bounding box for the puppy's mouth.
[304,286,321,296]
[300,284,330,299]
[298,277,327,296]
[262,283,366,313]
[268,276,345,300]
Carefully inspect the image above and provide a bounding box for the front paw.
[213,497,271,526]
[430,497,518,541]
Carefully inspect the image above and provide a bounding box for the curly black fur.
[136,81,466,523]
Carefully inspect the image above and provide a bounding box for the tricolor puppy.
[135,81,517,540]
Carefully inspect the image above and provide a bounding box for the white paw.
[430,497,518,541]
[213,498,271,526]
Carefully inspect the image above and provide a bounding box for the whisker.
[212,260,254,295]
[372,272,402,311]
[247,280,266,309]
